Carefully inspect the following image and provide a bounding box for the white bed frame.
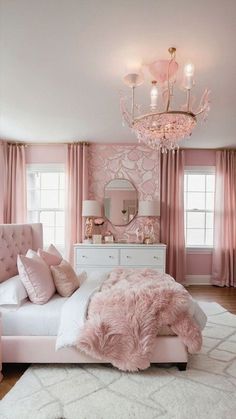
[0,223,188,370]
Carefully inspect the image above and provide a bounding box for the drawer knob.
[153,256,158,259]
[126,255,131,259]
[82,255,87,258]
[109,255,113,259]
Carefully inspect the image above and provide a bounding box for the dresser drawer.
[120,248,164,267]
[76,248,119,266]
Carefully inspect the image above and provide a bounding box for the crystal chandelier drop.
[120,47,210,152]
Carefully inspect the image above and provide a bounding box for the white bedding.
[1,271,207,342]
[2,294,66,336]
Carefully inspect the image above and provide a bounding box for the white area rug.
[1,302,236,419]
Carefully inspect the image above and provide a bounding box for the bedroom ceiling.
[0,0,235,148]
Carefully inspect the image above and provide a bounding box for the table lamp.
[82,200,102,243]
[138,200,160,244]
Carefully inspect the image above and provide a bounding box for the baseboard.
[185,275,211,286]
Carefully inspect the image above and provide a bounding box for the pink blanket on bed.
[77,268,202,371]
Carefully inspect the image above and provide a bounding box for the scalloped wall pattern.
[88,145,160,242]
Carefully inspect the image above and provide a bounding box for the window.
[26,164,65,253]
[184,167,215,247]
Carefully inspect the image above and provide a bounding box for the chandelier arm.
[166,56,175,112]
[194,108,206,116]
[131,86,135,122]
[186,89,191,112]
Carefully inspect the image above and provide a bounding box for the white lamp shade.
[138,200,160,217]
[82,200,102,217]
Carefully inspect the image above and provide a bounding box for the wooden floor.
[1,285,236,399]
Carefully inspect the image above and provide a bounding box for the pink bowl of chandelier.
[148,60,178,84]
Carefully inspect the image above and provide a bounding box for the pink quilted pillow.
[17,250,55,304]
[50,259,80,297]
[38,247,62,266]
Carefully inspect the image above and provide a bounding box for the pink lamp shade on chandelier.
[82,200,102,217]
[138,200,160,217]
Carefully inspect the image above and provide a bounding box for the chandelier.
[120,47,210,152]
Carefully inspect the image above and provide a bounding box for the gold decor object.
[143,237,154,245]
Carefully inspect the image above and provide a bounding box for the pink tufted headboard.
[0,223,43,283]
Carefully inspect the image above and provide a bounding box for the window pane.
[56,211,64,226]
[59,173,65,189]
[187,212,205,229]
[59,190,65,209]
[206,212,214,229]
[27,166,66,253]
[55,227,65,245]
[40,211,55,227]
[187,229,205,246]
[41,173,59,189]
[43,226,55,244]
[41,190,58,208]
[27,172,40,189]
[27,211,38,223]
[27,190,40,210]
[206,175,215,192]
[188,175,205,192]
[206,192,214,210]
[184,175,187,192]
[206,229,214,246]
[187,193,205,210]
[184,192,187,209]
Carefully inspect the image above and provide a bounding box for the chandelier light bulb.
[150,81,158,110]
[183,63,195,90]
[184,63,194,77]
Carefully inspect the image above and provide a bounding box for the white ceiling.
[0,0,236,148]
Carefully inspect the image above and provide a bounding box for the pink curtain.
[0,142,8,223]
[212,150,236,287]
[160,150,186,283]
[66,143,88,262]
[0,142,26,223]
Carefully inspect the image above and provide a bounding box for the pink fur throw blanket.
[77,268,202,371]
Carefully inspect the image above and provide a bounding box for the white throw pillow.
[0,275,28,306]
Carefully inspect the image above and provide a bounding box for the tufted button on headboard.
[0,223,43,283]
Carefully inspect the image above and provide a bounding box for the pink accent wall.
[26,145,66,164]
[185,149,216,277]
[186,252,213,276]
[88,144,160,242]
[185,149,216,166]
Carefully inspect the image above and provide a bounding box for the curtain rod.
[5,141,90,146]
[2,142,235,151]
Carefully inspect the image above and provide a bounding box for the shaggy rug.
[0,302,236,419]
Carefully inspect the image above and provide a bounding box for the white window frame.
[26,163,66,252]
[184,166,215,250]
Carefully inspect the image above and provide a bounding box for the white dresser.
[74,243,166,274]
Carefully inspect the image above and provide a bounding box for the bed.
[0,223,205,370]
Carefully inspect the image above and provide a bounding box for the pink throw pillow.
[47,244,63,259]
[38,248,62,267]
[50,259,80,297]
[17,250,55,304]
